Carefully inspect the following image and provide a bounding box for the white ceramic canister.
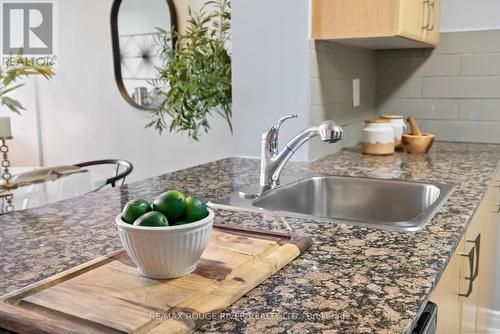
[381,115,407,149]
[361,119,395,155]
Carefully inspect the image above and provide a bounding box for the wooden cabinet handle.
[428,0,435,31]
[422,0,430,29]
[493,183,500,213]
[468,234,480,280]
[459,246,475,297]
[459,234,481,297]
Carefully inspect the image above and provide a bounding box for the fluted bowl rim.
[115,208,215,231]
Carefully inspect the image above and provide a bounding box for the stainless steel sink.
[209,176,455,231]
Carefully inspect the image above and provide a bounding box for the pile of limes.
[121,190,209,227]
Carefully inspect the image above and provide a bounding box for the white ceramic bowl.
[115,209,214,279]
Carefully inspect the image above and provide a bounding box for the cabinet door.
[311,0,398,39]
[397,0,426,42]
[460,214,481,333]
[423,0,441,45]
[430,237,464,334]
[476,175,500,332]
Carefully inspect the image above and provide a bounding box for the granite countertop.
[1,142,500,333]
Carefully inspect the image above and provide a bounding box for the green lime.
[121,199,152,224]
[184,196,209,223]
[152,190,187,221]
[133,211,169,227]
[174,221,189,226]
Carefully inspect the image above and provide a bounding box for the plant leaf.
[0,83,24,97]
[147,0,232,140]
[1,51,55,115]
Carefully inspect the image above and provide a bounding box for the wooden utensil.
[402,117,435,154]
[407,116,422,136]
[0,224,312,334]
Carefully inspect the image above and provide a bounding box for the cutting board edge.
[0,224,313,334]
[1,249,126,304]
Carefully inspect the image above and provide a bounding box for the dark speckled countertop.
[1,142,500,333]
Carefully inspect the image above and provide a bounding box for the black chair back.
[74,159,133,189]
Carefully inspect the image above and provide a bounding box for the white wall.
[441,0,500,32]
[14,0,233,182]
[0,80,41,166]
[232,0,310,159]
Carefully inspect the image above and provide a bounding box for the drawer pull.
[422,0,430,29]
[459,246,475,297]
[493,183,500,213]
[468,234,480,280]
[428,0,435,31]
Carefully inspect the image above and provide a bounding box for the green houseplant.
[0,53,55,114]
[147,0,232,141]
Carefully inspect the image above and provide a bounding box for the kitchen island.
[1,142,500,333]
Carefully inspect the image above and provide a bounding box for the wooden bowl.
[402,134,435,154]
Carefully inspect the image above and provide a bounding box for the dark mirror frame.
[110,0,178,111]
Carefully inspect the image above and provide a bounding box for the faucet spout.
[260,118,343,193]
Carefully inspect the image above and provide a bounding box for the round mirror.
[111,0,177,110]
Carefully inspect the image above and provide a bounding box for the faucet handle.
[266,114,298,153]
[272,114,298,131]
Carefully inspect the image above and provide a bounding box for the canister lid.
[365,118,390,124]
[381,115,404,119]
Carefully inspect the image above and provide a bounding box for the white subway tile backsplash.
[310,50,329,78]
[377,55,460,77]
[376,30,500,144]
[310,78,352,106]
[310,102,375,125]
[418,120,500,143]
[422,76,500,98]
[413,55,461,77]
[433,30,500,54]
[378,98,459,120]
[376,56,423,79]
[461,54,500,76]
[378,77,423,98]
[459,100,500,121]
[310,50,354,79]
[309,41,377,160]
[310,103,351,123]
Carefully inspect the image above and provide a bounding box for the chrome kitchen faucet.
[260,114,343,192]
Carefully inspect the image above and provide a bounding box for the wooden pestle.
[407,117,422,136]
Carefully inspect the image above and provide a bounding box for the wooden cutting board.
[0,224,312,334]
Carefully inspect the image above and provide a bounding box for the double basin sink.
[209,175,455,232]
